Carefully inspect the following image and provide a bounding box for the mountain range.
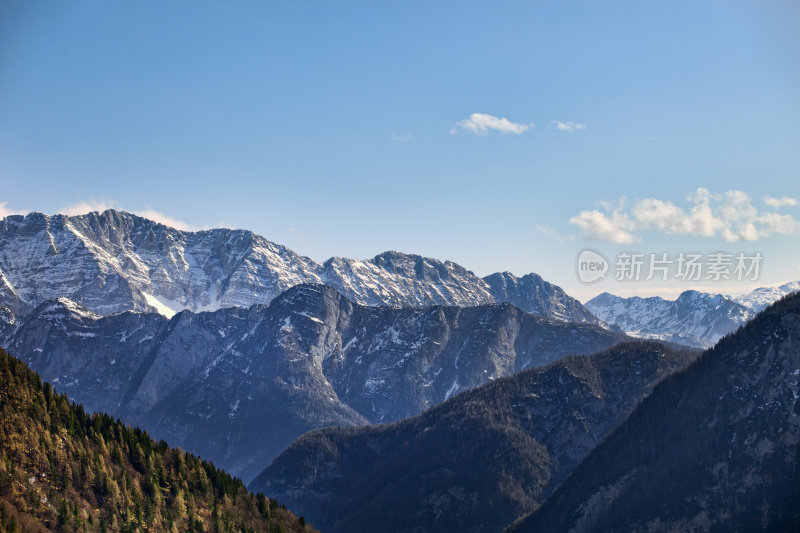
[0,210,599,325]
[512,292,800,532]
[585,281,800,348]
[4,210,798,354]
[733,280,800,312]
[1,208,798,532]
[251,341,697,533]
[585,290,752,348]
[0,284,623,483]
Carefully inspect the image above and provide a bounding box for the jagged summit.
[0,209,599,325]
[484,271,601,323]
[734,280,800,312]
[586,289,755,348]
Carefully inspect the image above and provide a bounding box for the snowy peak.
[319,251,493,308]
[587,282,800,349]
[733,280,800,312]
[586,289,753,348]
[0,210,596,325]
[32,297,102,322]
[0,209,324,316]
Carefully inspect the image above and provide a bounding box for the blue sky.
[1,1,798,300]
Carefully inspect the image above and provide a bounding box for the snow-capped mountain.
[585,290,753,348]
[733,280,800,312]
[0,284,623,482]
[0,210,599,325]
[586,282,800,349]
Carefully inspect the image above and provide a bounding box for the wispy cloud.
[59,199,197,231]
[59,199,118,216]
[0,202,27,218]
[570,188,800,243]
[391,130,413,142]
[451,113,532,136]
[534,225,566,243]
[552,121,587,133]
[763,195,798,209]
[288,226,306,245]
[135,209,196,231]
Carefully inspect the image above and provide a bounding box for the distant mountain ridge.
[586,290,754,348]
[586,282,800,349]
[733,280,800,312]
[0,284,623,483]
[0,210,600,325]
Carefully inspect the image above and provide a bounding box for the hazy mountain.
[511,293,800,532]
[0,210,600,325]
[0,284,623,483]
[733,280,800,312]
[585,290,753,348]
[250,342,696,533]
[0,347,312,533]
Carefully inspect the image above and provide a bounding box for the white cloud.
[534,225,566,243]
[59,199,118,216]
[391,131,413,142]
[59,199,196,231]
[0,202,27,218]
[569,210,638,244]
[552,121,587,133]
[571,188,800,243]
[134,209,196,231]
[451,113,532,136]
[763,195,798,209]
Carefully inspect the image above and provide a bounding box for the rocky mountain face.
[512,293,800,532]
[250,341,696,533]
[585,290,754,348]
[0,284,623,483]
[484,271,599,324]
[0,210,600,325]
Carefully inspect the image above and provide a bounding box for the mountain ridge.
[0,283,624,483]
[586,289,754,348]
[0,210,600,325]
[511,292,800,532]
[249,340,697,533]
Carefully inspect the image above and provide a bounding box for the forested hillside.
[0,348,311,533]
